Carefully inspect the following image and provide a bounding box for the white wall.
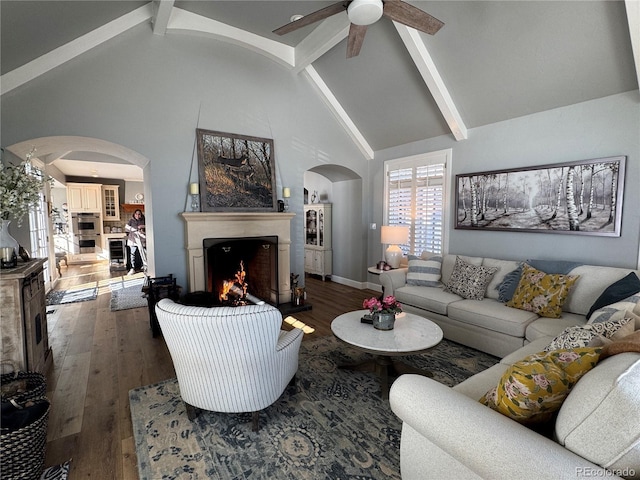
[303,172,333,204]
[124,181,144,204]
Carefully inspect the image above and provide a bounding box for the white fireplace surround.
[181,212,295,305]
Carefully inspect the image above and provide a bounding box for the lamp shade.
[189,182,199,195]
[283,187,291,198]
[381,225,409,269]
[381,225,409,245]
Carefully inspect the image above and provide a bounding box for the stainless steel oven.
[74,234,100,254]
[72,212,100,235]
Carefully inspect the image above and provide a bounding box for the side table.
[142,274,181,337]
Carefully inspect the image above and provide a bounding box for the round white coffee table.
[331,310,443,398]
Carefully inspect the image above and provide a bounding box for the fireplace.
[204,236,278,306]
[181,212,295,305]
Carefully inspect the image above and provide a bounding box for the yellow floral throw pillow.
[479,347,601,424]
[506,263,579,318]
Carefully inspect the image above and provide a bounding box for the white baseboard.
[328,275,382,293]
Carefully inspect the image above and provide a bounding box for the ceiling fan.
[273,0,444,58]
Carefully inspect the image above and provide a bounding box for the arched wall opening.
[303,164,367,286]
[5,136,154,282]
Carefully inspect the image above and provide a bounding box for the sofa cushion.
[555,353,640,473]
[394,285,462,316]
[480,347,602,425]
[586,272,640,320]
[406,255,443,287]
[482,258,521,301]
[447,299,539,337]
[588,293,640,325]
[562,265,639,316]
[506,264,579,318]
[444,256,498,301]
[543,318,634,352]
[525,313,588,342]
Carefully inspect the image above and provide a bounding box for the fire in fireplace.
[204,236,279,306]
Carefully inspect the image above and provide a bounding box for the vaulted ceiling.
[1,1,638,176]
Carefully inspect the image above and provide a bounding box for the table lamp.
[381,225,409,269]
[283,187,291,211]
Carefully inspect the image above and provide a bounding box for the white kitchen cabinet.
[67,183,102,212]
[304,203,332,280]
[102,185,120,220]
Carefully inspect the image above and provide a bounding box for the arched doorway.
[303,164,366,285]
[5,136,152,287]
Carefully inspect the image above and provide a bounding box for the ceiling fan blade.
[273,2,349,35]
[347,24,367,58]
[383,0,444,35]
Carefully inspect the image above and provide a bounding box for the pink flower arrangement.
[363,295,403,315]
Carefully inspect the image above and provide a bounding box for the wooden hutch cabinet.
[0,259,52,373]
[304,203,332,281]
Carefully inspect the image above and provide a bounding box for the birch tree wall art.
[455,156,626,236]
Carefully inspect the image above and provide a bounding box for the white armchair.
[155,298,304,431]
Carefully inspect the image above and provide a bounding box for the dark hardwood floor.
[44,261,379,479]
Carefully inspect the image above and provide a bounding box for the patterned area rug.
[46,284,97,305]
[110,276,147,311]
[41,461,70,480]
[130,335,498,480]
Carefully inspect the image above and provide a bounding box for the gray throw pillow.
[496,264,524,303]
[406,255,443,287]
[445,256,498,301]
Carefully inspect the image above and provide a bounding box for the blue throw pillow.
[526,259,583,275]
[586,272,640,320]
[497,264,523,303]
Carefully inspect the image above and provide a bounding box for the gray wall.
[373,91,640,269]
[2,24,638,289]
[1,25,370,288]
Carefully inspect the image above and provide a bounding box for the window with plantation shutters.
[385,150,450,255]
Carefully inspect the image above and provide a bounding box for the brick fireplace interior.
[204,235,278,306]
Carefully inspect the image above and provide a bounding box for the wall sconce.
[189,182,200,212]
[380,225,409,269]
[283,187,291,211]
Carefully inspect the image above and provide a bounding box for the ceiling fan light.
[347,0,383,26]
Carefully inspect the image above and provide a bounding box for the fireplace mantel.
[181,212,295,304]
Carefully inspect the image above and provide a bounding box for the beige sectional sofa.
[383,254,640,479]
[379,254,639,358]
[390,349,640,480]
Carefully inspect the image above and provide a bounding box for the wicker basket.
[1,397,50,480]
[1,361,47,405]
[1,362,49,479]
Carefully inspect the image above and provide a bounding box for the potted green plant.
[0,148,48,265]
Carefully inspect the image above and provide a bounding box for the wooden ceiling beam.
[152,0,174,36]
[0,4,153,96]
[304,66,375,160]
[625,0,640,88]
[393,22,467,141]
[166,8,295,68]
[293,15,350,74]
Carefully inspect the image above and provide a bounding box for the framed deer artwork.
[454,155,626,236]
[196,129,277,212]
